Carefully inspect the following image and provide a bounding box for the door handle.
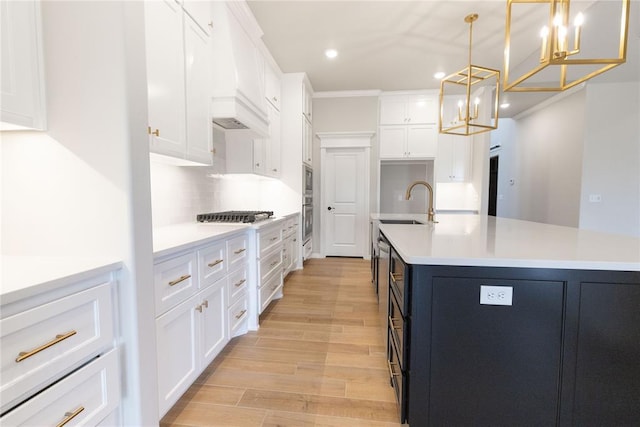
[327,206,334,211]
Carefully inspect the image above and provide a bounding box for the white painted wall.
[508,89,587,227]
[579,81,640,237]
[1,2,158,424]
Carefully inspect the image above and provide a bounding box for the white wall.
[579,81,640,237]
[508,89,587,227]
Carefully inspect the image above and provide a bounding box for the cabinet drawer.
[259,249,282,282]
[154,252,197,316]
[227,266,248,306]
[227,234,248,270]
[259,271,282,313]
[228,298,248,337]
[0,348,120,426]
[1,283,114,412]
[258,226,282,256]
[198,240,227,288]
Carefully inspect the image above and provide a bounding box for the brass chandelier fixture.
[504,0,630,92]
[439,13,500,136]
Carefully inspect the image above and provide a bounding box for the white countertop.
[379,214,640,271]
[1,256,122,305]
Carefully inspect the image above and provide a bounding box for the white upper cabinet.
[0,0,46,131]
[145,0,212,165]
[379,124,438,159]
[264,62,281,111]
[379,94,437,125]
[435,133,472,182]
[302,81,313,122]
[182,0,213,34]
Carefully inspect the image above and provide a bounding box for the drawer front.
[258,226,282,256]
[228,298,248,337]
[227,266,248,306]
[0,348,120,426]
[259,271,282,313]
[259,249,282,283]
[154,252,197,316]
[1,283,114,412]
[227,234,248,270]
[388,329,407,423]
[389,290,405,370]
[283,218,297,238]
[198,241,227,288]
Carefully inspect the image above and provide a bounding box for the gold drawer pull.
[233,248,246,254]
[56,406,85,427]
[208,259,223,268]
[387,360,401,378]
[270,261,278,267]
[16,330,77,363]
[195,304,203,313]
[235,309,247,319]
[202,299,209,309]
[388,316,402,330]
[234,279,246,287]
[269,236,278,242]
[390,273,403,284]
[168,274,191,286]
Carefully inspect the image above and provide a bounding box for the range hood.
[210,2,269,139]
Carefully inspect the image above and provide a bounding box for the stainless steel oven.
[304,165,313,194]
[303,195,313,243]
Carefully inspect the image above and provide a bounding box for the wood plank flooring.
[160,258,403,427]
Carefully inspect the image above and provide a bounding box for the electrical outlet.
[589,194,602,203]
[480,285,513,306]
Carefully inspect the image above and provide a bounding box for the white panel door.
[323,149,367,257]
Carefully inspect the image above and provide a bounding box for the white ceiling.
[247,0,639,117]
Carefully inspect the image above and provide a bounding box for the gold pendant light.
[439,14,500,136]
[504,0,630,92]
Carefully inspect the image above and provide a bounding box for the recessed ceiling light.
[434,72,445,79]
[500,102,511,109]
[325,49,338,59]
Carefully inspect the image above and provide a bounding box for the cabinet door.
[379,126,406,159]
[429,278,564,426]
[379,96,407,125]
[302,82,312,121]
[182,0,212,34]
[435,133,471,182]
[184,17,212,165]
[264,63,281,111]
[406,124,437,158]
[156,293,198,417]
[145,0,186,158]
[407,95,437,124]
[0,0,46,130]
[302,116,313,165]
[198,279,228,367]
[266,104,281,176]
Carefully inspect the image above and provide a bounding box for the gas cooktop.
[196,210,274,223]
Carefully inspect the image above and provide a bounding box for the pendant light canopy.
[439,14,500,136]
[504,0,630,92]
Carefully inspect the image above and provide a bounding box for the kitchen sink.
[379,219,424,225]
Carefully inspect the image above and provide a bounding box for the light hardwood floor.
[160,257,403,427]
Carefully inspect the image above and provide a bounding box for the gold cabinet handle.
[270,261,278,267]
[234,279,246,287]
[168,274,191,286]
[388,316,402,331]
[269,237,278,242]
[208,259,223,268]
[56,406,85,427]
[387,360,401,378]
[233,248,246,254]
[202,299,209,308]
[235,309,247,319]
[195,304,203,313]
[147,126,160,137]
[16,330,77,363]
[390,273,403,285]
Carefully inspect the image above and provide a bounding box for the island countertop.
[379,214,640,271]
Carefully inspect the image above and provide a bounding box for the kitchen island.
[379,215,640,426]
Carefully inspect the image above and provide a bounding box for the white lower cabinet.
[0,269,120,425]
[154,231,250,417]
[256,222,284,315]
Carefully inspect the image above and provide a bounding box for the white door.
[323,148,368,257]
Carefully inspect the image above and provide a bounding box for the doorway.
[488,155,499,216]
[318,132,373,258]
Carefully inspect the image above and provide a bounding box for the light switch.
[480,285,513,306]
